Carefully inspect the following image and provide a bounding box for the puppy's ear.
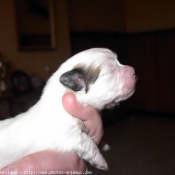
[60,66,100,92]
[60,68,86,91]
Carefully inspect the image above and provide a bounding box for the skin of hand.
[1,92,103,174]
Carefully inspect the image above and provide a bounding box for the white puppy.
[0,48,136,170]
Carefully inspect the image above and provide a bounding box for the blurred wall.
[67,0,175,33]
[67,0,125,32]
[1,0,175,80]
[125,0,175,33]
[0,0,71,80]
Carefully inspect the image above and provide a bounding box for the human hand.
[62,92,103,145]
[1,92,103,174]
[1,151,85,175]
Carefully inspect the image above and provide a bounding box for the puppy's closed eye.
[60,65,100,92]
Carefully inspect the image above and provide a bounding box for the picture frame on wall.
[15,0,56,51]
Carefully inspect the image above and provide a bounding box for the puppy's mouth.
[105,89,135,109]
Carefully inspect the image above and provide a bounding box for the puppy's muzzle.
[123,66,137,88]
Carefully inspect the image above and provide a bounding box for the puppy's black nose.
[133,72,137,79]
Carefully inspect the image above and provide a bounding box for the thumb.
[62,92,103,144]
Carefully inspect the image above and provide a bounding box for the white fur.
[0,48,136,170]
